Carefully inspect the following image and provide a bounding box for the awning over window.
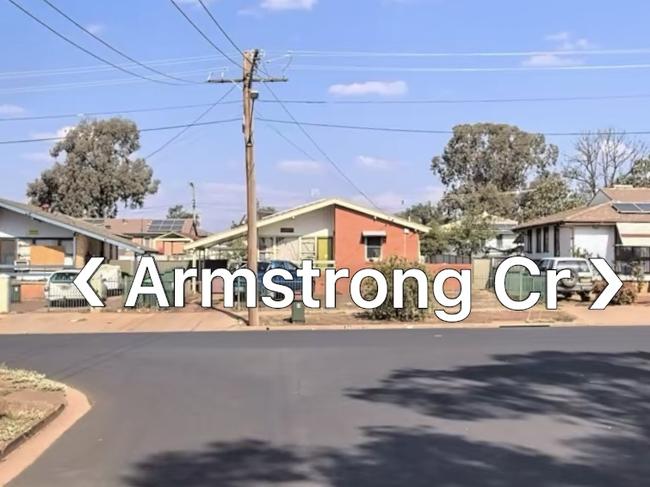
[616,223,650,246]
[362,230,386,238]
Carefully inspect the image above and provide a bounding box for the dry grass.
[0,365,64,396]
[0,404,49,442]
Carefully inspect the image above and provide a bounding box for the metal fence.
[426,254,472,264]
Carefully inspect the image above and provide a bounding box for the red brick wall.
[331,206,421,293]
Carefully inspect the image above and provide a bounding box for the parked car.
[233,260,303,298]
[45,269,108,306]
[538,257,595,301]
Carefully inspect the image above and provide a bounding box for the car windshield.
[558,261,591,273]
[50,272,77,283]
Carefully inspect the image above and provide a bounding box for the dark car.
[234,260,303,298]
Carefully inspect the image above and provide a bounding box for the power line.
[262,84,378,208]
[6,91,650,123]
[0,117,240,145]
[257,117,650,137]
[197,0,246,58]
[0,99,240,123]
[39,0,200,85]
[0,67,221,96]
[289,63,650,74]
[168,0,242,70]
[0,53,231,80]
[6,0,181,86]
[283,47,650,58]
[145,85,237,158]
[258,93,650,105]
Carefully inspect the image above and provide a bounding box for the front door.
[317,237,332,261]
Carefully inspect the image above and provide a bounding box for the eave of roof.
[186,198,431,251]
[0,198,152,254]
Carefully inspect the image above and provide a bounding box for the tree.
[564,129,649,199]
[519,173,585,222]
[398,202,440,226]
[27,118,159,217]
[444,213,496,256]
[167,205,193,219]
[432,123,558,216]
[617,157,650,187]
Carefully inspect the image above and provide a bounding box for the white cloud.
[522,53,583,67]
[277,159,322,173]
[0,104,25,115]
[85,23,105,35]
[31,126,73,140]
[356,155,397,170]
[260,0,317,10]
[329,80,408,97]
[523,32,593,67]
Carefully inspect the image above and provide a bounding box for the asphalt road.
[3,327,650,487]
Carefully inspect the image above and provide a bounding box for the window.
[280,227,294,234]
[0,240,16,266]
[543,227,549,253]
[616,246,650,274]
[536,228,542,253]
[554,225,560,256]
[365,236,383,260]
[49,272,77,284]
[496,234,503,249]
[526,229,533,252]
[300,237,316,260]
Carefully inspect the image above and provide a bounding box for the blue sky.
[1,0,650,230]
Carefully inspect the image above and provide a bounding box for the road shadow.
[123,351,650,486]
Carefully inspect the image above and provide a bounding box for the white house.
[515,185,650,277]
[0,197,151,297]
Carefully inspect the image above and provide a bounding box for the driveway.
[4,327,650,486]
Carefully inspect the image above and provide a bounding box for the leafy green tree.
[617,157,650,187]
[432,123,558,216]
[444,213,496,256]
[398,202,440,226]
[519,173,584,223]
[27,118,159,217]
[167,205,193,219]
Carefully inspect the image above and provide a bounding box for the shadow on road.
[123,351,650,486]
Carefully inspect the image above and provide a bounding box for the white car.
[538,257,595,301]
[45,270,107,306]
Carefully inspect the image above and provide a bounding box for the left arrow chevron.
[73,257,105,308]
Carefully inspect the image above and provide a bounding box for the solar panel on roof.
[635,203,650,213]
[148,219,186,233]
[613,203,642,213]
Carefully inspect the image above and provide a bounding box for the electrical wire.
[257,117,650,137]
[39,0,200,84]
[0,117,240,145]
[145,84,237,158]
[288,63,650,74]
[168,0,242,70]
[283,47,650,58]
[6,0,182,86]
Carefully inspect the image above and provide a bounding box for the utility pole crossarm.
[209,49,287,327]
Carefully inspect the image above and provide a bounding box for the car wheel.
[579,292,591,302]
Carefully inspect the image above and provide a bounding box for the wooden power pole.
[208,49,286,326]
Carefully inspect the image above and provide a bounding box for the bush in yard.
[362,256,431,321]
[593,280,637,305]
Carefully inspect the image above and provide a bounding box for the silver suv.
[538,257,595,302]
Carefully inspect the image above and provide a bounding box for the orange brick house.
[86,218,201,258]
[186,199,430,292]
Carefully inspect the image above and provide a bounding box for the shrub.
[593,280,637,305]
[362,256,431,321]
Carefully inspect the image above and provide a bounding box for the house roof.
[598,186,650,203]
[0,198,152,254]
[514,201,650,230]
[186,198,431,251]
[85,217,197,239]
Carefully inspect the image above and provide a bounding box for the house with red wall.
[186,199,430,291]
